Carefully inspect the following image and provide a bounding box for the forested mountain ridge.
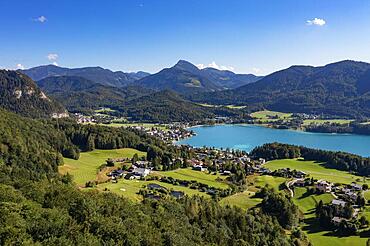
[0,70,67,118]
[135,60,261,95]
[37,75,154,112]
[121,90,217,122]
[190,60,370,118]
[21,64,150,87]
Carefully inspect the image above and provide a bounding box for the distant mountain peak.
[174,60,200,72]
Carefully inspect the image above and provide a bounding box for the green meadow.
[251,110,292,122]
[97,179,209,202]
[59,148,146,185]
[159,168,229,189]
[265,159,370,185]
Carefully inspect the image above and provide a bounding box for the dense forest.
[250,143,370,176]
[0,109,301,245]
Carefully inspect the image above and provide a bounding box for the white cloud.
[52,62,58,66]
[251,67,262,74]
[306,18,326,26]
[34,15,47,23]
[16,64,25,70]
[196,61,235,71]
[47,53,58,61]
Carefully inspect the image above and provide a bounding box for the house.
[133,168,151,178]
[294,179,306,187]
[315,180,332,193]
[222,170,231,175]
[193,165,207,172]
[332,199,346,207]
[351,182,362,191]
[258,158,266,164]
[125,173,136,180]
[135,161,150,167]
[332,216,346,225]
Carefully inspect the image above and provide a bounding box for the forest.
[0,109,303,245]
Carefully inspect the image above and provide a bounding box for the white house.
[133,168,151,178]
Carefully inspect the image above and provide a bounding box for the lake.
[176,124,370,157]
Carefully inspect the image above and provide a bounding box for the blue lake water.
[176,124,370,157]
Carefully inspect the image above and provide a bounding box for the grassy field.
[97,122,168,130]
[97,179,208,202]
[265,159,370,185]
[158,168,229,189]
[292,187,369,246]
[251,110,292,121]
[220,190,262,210]
[293,187,334,218]
[59,148,146,185]
[197,103,246,109]
[94,107,116,113]
[220,174,286,210]
[302,119,353,126]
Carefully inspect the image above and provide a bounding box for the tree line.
[250,142,370,176]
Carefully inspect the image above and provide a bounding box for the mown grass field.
[265,159,370,185]
[292,187,369,246]
[220,174,286,210]
[251,110,292,122]
[96,122,168,130]
[220,190,262,210]
[302,119,353,126]
[59,148,146,185]
[97,179,208,202]
[159,168,229,189]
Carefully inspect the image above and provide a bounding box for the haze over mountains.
[3,59,370,120]
[22,65,150,87]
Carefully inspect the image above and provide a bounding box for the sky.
[1,0,370,75]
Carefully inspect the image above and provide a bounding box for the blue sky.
[1,0,370,75]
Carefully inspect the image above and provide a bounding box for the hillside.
[135,60,260,95]
[201,67,262,89]
[0,70,67,118]
[121,90,217,122]
[191,60,370,118]
[21,65,150,87]
[37,76,153,111]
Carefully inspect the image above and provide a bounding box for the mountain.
[135,60,260,95]
[190,60,370,118]
[37,76,154,112]
[201,67,262,89]
[0,70,67,118]
[121,90,216,122]
[21,65,150,87]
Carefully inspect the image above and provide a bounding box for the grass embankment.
[265,159,370,185]
[59,148,146,185]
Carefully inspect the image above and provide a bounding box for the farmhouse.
[133,168,151,178]
[315,180,332,193]
[332,199,346,207]
[193,165,207,172]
